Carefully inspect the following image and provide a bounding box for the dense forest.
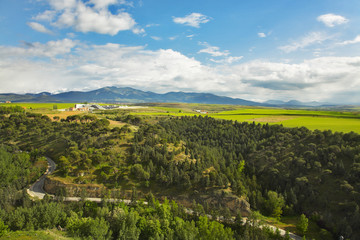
[0,108,359,239]
[0,145,286,239]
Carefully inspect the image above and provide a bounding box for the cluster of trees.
[0,112,126,184]
[0,191,292,240]
[130,116,360,239]
[0,106,24,114]
[0,145,46,211]
[1,108,359,238]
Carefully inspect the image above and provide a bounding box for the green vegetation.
[297,214,308,236]
[211,108,360,133]
[0,103,76,110]
[0,229,73,240]
[1,104,360,239]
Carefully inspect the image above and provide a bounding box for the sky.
[1,0,360,104]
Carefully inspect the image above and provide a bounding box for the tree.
[0,219,8,237]
[265,191,285,220]
[297,214,308,236]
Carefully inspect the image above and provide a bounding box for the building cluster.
[66,104,128,112]
[194,109,208,114]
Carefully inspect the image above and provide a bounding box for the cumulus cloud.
[1,39,360,104]
[198,42,243,64]
[33,10,56,22]
[279,32,331,53]
[173,13,210,28]
[198,42,229,57]
[339,35,360,45]
[90,0,124,9]
[258,32,266,38]
[317,13,349,27]
[35,0,141,35]
[27,22,53,34]
[0,39,77,58]
[210,56,243,64]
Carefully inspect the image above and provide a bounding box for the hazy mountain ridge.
[0,86,336,107]
[0,87,263,105]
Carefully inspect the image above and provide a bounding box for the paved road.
[27,157,56,199]
[27,157,301,240]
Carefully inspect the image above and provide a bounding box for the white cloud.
[132,27,145,35]
[67,32,76,38]
[198,42,229,57]
[48,0,77,11]
[339,35,360,45]
[210,56,243,64]
[145,23,160,28]
[258,32,266,38]
[317,13,349,27]
[0,39,77,58]
[37,0,141,35]
[186,34,195,38]
[151,36,161,41]
[279,32,330,53]
[89,0,120,9]
[27,22,53,34]
[33,10,56,22]
[1,39,360,104]
[173,13,210,28]
[169,36,177,40]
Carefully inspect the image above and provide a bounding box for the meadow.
[210,109,360,133]
[133,106,360,133]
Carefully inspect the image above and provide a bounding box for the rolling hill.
[0,87,263,106]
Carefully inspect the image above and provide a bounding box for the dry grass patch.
[249,116,299,123]
[45,111,87,120]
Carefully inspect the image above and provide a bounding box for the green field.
[131,106,360,133]
[0,103,76,110]
[210,108,360,133]
[2,102,360,133]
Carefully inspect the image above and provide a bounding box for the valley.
[0,103,359,239]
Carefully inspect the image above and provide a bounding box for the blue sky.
[1,0,360,104]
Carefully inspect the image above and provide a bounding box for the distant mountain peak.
[0,87,329,106]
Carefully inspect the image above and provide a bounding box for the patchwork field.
[2,102,360,133]
[132,106,360,133]
[210,108,360,133]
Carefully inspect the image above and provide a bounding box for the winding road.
[27,157,57,199]
[27,157,301,240]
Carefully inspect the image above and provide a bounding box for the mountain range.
[0,86,328,107]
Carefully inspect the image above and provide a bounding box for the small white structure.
[194,109,208,114]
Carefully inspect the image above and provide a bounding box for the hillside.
[1,86,267,106]
[0,106,359,239]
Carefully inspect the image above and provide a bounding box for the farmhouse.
[194,109,208,114]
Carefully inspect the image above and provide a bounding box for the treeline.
[0,105,24,114]
[1,108,359,238]
[131,116,360,239]
[0,112,126,183]
[0,193,290,240]
[0,145,46,211]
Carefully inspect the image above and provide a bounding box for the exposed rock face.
[44,177,106,198]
